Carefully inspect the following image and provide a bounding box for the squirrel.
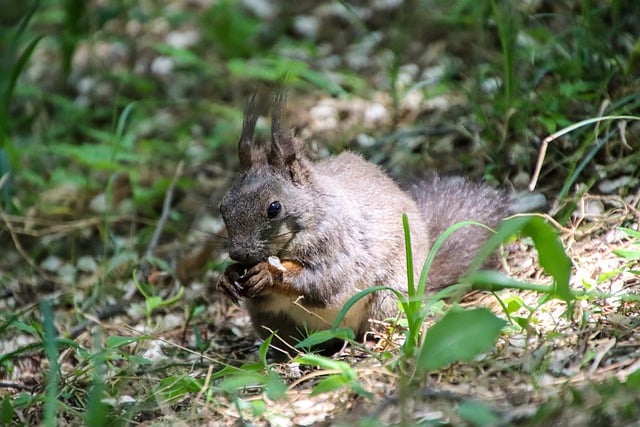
[216,91,511,355]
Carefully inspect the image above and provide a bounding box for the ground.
[1,1,640,426]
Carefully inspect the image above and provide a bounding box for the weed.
[0,0,43,207]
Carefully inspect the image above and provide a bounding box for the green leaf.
[50,143,138,170]
[1,395,14,425]
[249,399,267,417]
[295,327,355,349]
[296,354,353,374]
[84,370,108,427]
[504,296,526,314]
[156,375,202,402]
[127,355,153,365]
[219,372,267,394]
[523,217,572,303]
[626,367,640,389]
[153,43,210,69]
[458,400,501,427]
[204,0,261,58]
[467,215,572,305]
[613,248,640,260]
[265,372,287,400]
[41,299,60,427]
[468,270,534,290]
[619,227,640,240]
[106,335,141,349]
[513,317,530,329]
[311,375,349,396]
[417,307,505,373]
[258,334,273,367]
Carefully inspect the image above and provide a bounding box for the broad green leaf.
[619,227,640,240]
[613,248,640,260]
[523,217,572,303]
[505,296,526,314]
[458,400,501,427]
[417,307,505,373]
[1,395,14,425]
[627,368,640,389]
[310,375,348,396]
[467,215,572,305]
[265,372,287,400]
[249,399,267,417]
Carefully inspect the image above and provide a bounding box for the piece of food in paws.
[267,256,303,275]
[267,256,287,272]
[260,256,303,296]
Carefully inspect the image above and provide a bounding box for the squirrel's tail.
[406,175,512,289]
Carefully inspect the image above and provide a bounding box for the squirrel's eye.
[267,201,281,219]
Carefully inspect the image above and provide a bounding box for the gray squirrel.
[217,91,511,354]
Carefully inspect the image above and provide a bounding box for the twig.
[194,364,214,404]
[528,138,548,192]
[146,161,184,259]
[0,381,36,392]
[0,173,59,284]
[66,304,127,340]
[2,214,144,238]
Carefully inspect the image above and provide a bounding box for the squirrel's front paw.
[241,262,278,297]
[217,264,247,304]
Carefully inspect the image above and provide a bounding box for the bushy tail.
[406,175,512,289]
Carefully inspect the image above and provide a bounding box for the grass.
[1,0,640,425]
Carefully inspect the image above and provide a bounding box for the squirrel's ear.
[238,92,267,169]
[268,91,309,183]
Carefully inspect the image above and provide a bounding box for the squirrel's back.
[407,175,512,288]
[315,153,511,290]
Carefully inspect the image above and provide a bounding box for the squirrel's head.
[220,91,320,264]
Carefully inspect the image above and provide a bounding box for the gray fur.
[218,95,512,351]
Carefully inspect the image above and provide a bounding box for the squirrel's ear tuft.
[238,91,268,169]
[268,90,309,184]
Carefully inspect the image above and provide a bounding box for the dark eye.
[267,201,281,219]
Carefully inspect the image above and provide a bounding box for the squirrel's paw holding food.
[217,264,247,304]
[241,262,280,298]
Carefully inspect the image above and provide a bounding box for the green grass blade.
[417,220,491,297]
[2,35,43,116]
[542,115,640,145]
[40,299,60,427]
[402,213,415,298]
[331,285,401,330]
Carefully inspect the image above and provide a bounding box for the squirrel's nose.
[229,248,248,262]
[229,246,260,264]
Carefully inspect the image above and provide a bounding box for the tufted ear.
[267,91,309,184]
[238,92,268,169]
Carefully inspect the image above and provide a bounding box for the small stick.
[528,139,548,192]
[146,161,184,259]
[0,173,59,283]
